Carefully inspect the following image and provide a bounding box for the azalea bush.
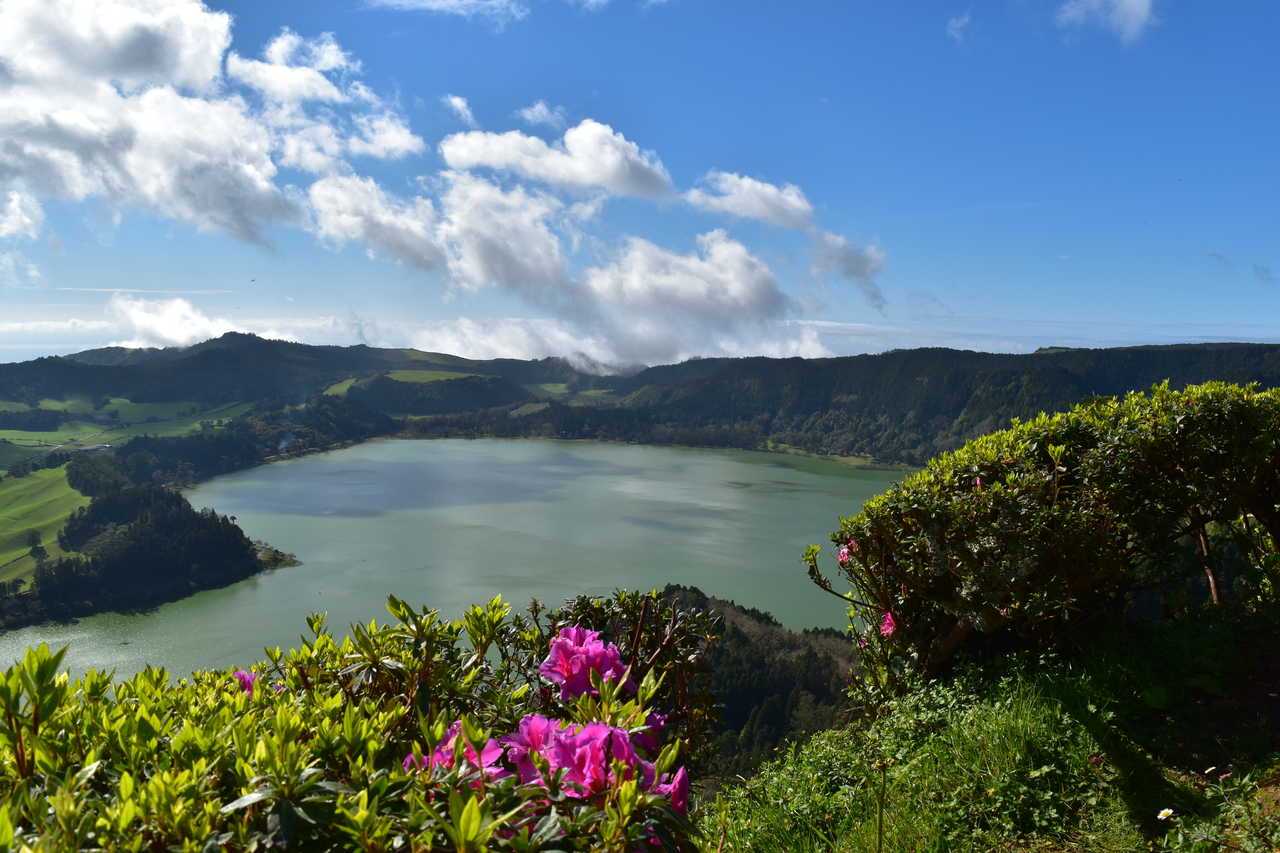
[0,589,716,850]
[807,381,1280,696]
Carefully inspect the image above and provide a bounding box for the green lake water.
[0,439,902,677]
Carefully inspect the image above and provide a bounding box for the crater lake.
[0,439,902,676]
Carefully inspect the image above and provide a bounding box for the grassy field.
[0,421,104,444]
[0,465,89,583]
[0,402,251,468]
[323,378,359,396]
[385,369,477,383]
[510,402,551,417]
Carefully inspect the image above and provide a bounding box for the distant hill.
[7,335,1280,465]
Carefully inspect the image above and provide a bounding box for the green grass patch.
[0,421,102,444]
[385,369,478,383]
[0,465,89,581]
[0,401,31,413]
[510,402,551,417]
[323,377,358,396]
[531,382,570,397]
[706,614,1280,852]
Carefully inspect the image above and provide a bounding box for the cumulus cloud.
[437,171,570,306]
[1056,0,1155,42]
[411,316,617,368]
[106,294,241,347]
[685,171,814,229]
[582,230,797,363]
[226,53,347,104]
[440,119,673,196]
[947,11,972,42]
[0,0,230,93]
[442,94,479,128]
[0,0,300,242]
[347,114,425,159]
[516,100,568,129]
[309,174,447,270]
[812,231,887,313]
[0,189,44,239]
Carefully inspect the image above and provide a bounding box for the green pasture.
[0,421,103,444]
[385,369,477,383]
[323,378,359,396]
[0,465,89,582]
[510,402,551,417]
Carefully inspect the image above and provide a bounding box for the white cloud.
[411,316,617,368]
[812,230,887,312]
[263,29,359,73]
[0,252,42,288]
[947,11,972,43]
[440,119,673,196]
[582,229,798,363]
[516,100,568,129]
[106,294,240,347]
[441,94,479,128]
[0,0,230,93]
[0,190,44,239]
[0,1,301,242]
[685,171,814,229]
[436,171,569,303]
[226,53,347,104]
[347,114,425,159]
[0,318,113,334]
[365,0,530,24]
[309,174,447,271]
[1056,0,1155,42]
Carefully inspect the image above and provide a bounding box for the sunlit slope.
[0,465,89,581]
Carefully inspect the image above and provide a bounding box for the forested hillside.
[8,336,1280,468]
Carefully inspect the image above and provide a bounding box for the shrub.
[806,381,1280,694]
[0,590,715,851]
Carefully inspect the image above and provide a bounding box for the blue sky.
[1,0,1276,366]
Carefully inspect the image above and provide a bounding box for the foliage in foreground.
[707,614,1280,852]
[0,590,717,851]
[810,381,1280,693]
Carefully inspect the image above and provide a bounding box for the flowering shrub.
[0,590,713,850]
[808,382,1280,696]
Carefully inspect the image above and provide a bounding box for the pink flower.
[233,669,258,695]
[879,612,896,637]
[974,476,985,490]
[502,714,560,784]
[652,766,689,815]
[630,712,667,757]
[1088,755,1102,765]
[837,546,851,565]
[540,626,629,701]
[848,538,859,553]
[406,720,508,785]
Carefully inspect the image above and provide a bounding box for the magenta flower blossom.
[502,714,561,784]
[404,720,508,785]
[837,546,850,565]
[652,766,690,815]
[233,669,258,695]
[540,626,629,700]
[630,712,667,757]
[974,476,985,490]
[879,612,897,637]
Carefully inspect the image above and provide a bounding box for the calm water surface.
[0,440,901,676]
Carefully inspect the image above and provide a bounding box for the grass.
[0,465,90,582]
[385,369,477,383]
[323,378,359,396]
[510,402,551,417]
[531,383,570,397]
[704,612,1280,852]
[0,421,103,444]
